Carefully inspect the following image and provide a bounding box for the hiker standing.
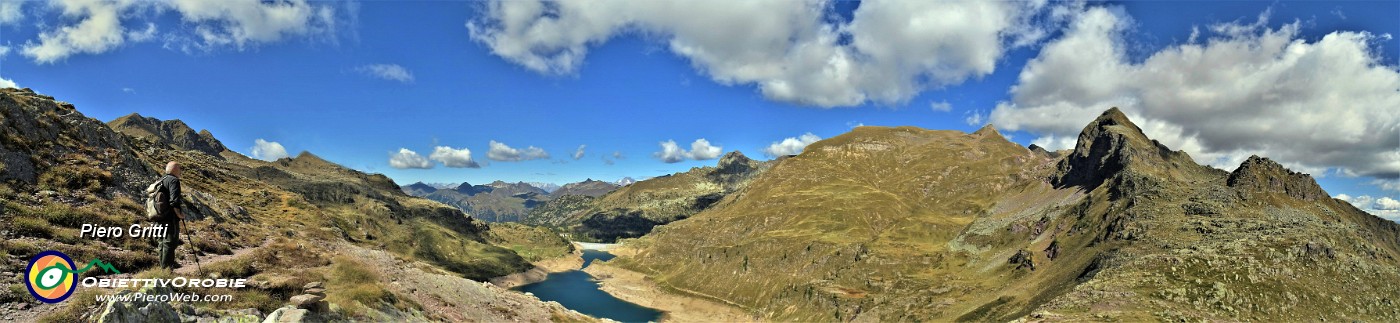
[152,161,188,269]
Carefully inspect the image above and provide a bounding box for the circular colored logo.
[25,250,78,303]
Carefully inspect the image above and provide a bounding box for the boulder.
[289,294,325,309]
[96,291,182,323]
[1009,249,1036,271]
[262,306,310,323]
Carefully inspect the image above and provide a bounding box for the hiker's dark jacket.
[157,174,187,219]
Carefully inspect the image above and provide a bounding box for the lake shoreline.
[488,243,587,288]
[584,261,759,322]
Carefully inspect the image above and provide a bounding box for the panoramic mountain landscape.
[0,88,585,321]
[1,0,1397,322]
[605,108,1400,321]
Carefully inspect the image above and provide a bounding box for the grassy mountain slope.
[610,108,1400,321]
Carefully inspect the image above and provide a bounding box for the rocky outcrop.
[1227,155,1327,201]
[0,88,157,198]
[108,113,228,156]
[708,151,761,189]
[1052,107,1195,190]
[1009,249,1036,271]
[1028,144,1058,158]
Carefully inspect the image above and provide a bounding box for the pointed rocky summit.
[1228,155,1327,201]
[1052,107,1195,189]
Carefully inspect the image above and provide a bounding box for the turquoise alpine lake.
[512,249,663,323]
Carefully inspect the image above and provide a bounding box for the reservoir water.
[513,248,663,322]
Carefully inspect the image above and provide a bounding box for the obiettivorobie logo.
[24,250,249,304]
[24,250,121,303]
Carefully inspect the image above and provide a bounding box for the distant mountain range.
[401,178,622,222]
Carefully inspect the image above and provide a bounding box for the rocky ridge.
[108,113,229,157]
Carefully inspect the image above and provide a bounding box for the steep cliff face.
[611,107,1400,322]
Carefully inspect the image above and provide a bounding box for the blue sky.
[0,0,1397,218]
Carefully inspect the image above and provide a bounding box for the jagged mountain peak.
[1228,155,1327,201]
[719,150,752,164]
[1052,107,1196,189]
[108,112,228,156]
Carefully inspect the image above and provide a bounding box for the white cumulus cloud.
[166,0,337,51]
[250,139,289,161]
[573,144,586,160]
[763,133,821,157]
[487,140,549,161]
[429,146,480,168]
[1379,197,1400,210]
[989,7,1400,183]
[0,1,23,25]
[22,0,135,64]
[356,64,414,83]
[1337,194,1400,222]
[467,0,1068,107]
[389,148,433,169]
[655,139,722,163]
[19,0,340,63]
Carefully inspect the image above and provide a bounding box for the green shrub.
[13,217,54,238]
[40,203,119,228]
[38,164,111,194]
[204,254,259,278]
[328,256,402,316]
[2,239,42,257]
[0,283,25,303]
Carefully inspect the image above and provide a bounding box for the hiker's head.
[165,161,182,177]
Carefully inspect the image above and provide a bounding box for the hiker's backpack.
[144,178,168,221]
